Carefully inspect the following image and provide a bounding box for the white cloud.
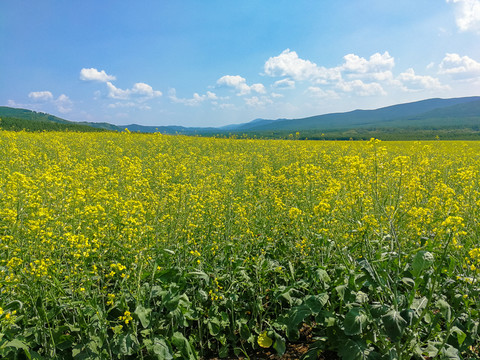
[341,52,395,82]
[244,96,273,107]
[106,82,162,100]
[264,49,340,82]
[55,94,73,113]
[108,102,151,110]
[28,91,53,101]
[306,87,340,99]
[80,68,116,82]
[439,53,480,80]
[342,52,394,73]
[336,80,387,96]
[273,78,295,89]
[447,0,480,33]
[169,89,218,106]
[397,68,449,92]
[216,75,266,95]
[271,92,284,98]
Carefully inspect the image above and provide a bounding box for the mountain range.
[1,96,480,139]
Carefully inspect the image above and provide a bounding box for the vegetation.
[0,131,479,359]
[0,117,109,133]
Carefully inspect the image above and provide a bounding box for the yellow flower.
[119,310,133,325]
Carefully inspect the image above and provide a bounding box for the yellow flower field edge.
[0,131,478,359]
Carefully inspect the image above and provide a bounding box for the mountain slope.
[0,107,120,132]
[238,96,480,132]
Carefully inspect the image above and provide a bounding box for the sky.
[1,1,480,127]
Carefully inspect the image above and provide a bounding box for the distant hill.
[224,96,480,132]
[1,96,480,139]
[0,107,118,132]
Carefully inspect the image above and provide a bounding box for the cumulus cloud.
[25,91,73,113]
[80,68,116,82]
[273,79,295,89]
[264,49,339,82]
[341,52,395,81]
[439,53,480,80]
[169,89,218,106]
[55,94,73,113]
[336,80,386,96]
[447,0,480,33]
[306,87,340,99]
[28,91,54,101]
[397,68,449,92]
[216,75,266,95]
[244,96,273,107]
[106,82,162,100]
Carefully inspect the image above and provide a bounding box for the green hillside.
[0,107,118,132]
[0,116,109,132]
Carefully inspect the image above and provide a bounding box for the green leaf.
[272,333,286,356]
[171,332,198,360]
[187,270,209,282]
[450,326,467,346]
[369,302,389,319]
[207,317,221,337]
[286,304,312,340]
[412,251,434,278]
[236,319,251,340]
[152,338,173,360]
[113,333,138,356]
[439,344,460,360]
[218,344,229,358]
[436,299,451,322]
[344,308,368,336]
[4,339,31,360]
[337,338,370,360]
[304,293,328,314]
[382,310,407,341]
[358,259,379,286]
[135,304,152,328]
[315,268,331,284]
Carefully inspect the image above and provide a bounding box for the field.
[0,131,479,359]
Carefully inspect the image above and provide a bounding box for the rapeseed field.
[0,131,478,359]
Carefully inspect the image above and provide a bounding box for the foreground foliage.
[0,132,479,359]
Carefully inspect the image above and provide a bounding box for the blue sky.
[1,1,480,127]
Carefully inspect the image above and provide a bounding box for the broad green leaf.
[171,332,198,360]
[315,268,331,283]
[113,333,137,356]
[272,333,286,355]
[450,326,467,346]
[412,251,434,278]
[344,308,368,336]
[218,344,229,358]
[358,259,379,286]
[4,339,31,360]
[439,344,460,360]
[286,304,312,340]
[382,310,407,341]
[152,338,173,360]
[135,304,152,328]
[187,270,209,282]
[338,338,370,360]
[236,319,251,340]
[400,309,414,326]
[370,302,389,319]
[207,317,221,336]
[304,293,328,314]
[436,299,451,322]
